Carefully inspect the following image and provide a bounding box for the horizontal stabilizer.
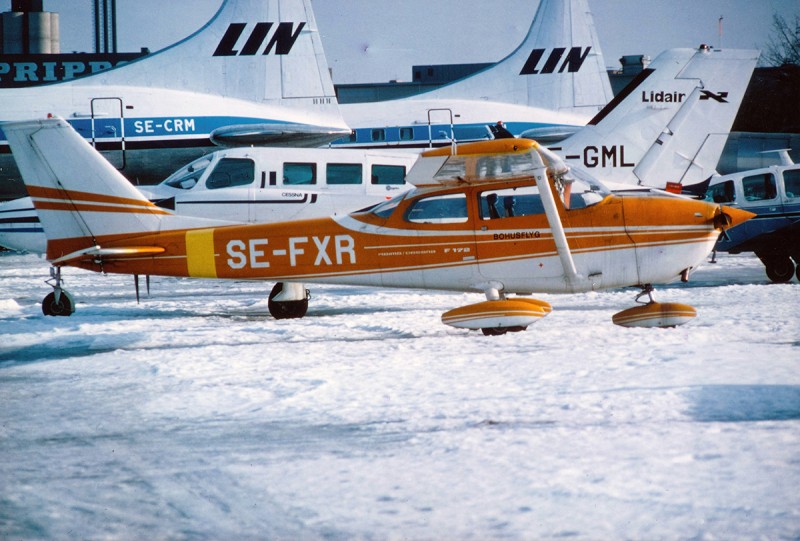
[52,245,166,265]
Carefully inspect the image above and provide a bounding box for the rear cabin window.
[326,163,363,185]
[406,194,468,224]
[742,173,777,201]
[283,162,316,185]
[206,158,255,190]
[371,164,406,185]
[705,180,736,203]
[783,169,800,199]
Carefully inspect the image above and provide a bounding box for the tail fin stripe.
[27,185,161,210]
[588,68,654,126]
[32,201,172,215]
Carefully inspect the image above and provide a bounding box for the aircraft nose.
[714,205,756,230]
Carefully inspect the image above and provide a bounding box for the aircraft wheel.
[764,256,795,283]
[796,263,800,283]
[42,290,75,316]
[481,327,508,336]
[268,283,309,320]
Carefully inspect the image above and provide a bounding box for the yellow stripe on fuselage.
[186,229,217,278]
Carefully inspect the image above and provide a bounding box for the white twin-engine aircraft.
[3,118,753,333]
[0,45,759,254]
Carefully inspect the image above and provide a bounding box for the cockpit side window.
[742,173,777,201]
[406,193,468,224]
[782,169,800,199]
[480,186,543,220]
[479,176,606,220]
[206,158,255,190]
[705,180,736,203]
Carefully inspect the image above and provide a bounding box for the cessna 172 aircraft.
[705,150,800,282]
[3,118,753,333]
[0,0,351,200]
[0,46,759,253]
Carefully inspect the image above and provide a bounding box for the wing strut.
[532,143,582,288]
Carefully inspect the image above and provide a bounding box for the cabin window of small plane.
[206,158,256,190]
[406,193,468,224]
[283,162,317,185]
[371,129,386,142]
[400,127,414,141]
[371,164,406,185]
[782,168,800,198]
[480,187,544,220]
[705,180,735,203]
[742,173,777,201]
[327,163,363,185]
[704,180,736,203]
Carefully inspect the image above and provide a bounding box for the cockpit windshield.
[162,157,212,190]
[561,166,610,209]
[368,191,411,219]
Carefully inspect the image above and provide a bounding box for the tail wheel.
[42,290,75,316]
[764,256,795,283]
[268,283,309,320]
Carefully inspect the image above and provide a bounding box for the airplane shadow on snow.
[686,385,800,422]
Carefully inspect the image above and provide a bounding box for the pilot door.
[474,185,560,283]
[90,97,126,170]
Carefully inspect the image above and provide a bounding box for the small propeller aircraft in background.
[704,149,800,282]
[3,118,753,333]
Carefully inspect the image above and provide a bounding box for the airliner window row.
[336,124,495,145]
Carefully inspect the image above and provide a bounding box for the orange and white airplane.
[4,117,753,333]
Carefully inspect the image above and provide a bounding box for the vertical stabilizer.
[2,118,222,259]
[72,0,343,124]
[413,0,613,115]
[557,47,759,189]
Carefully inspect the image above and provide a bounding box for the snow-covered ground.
[1,251,798,540]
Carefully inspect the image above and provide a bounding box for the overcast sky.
[3,0,797,83]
